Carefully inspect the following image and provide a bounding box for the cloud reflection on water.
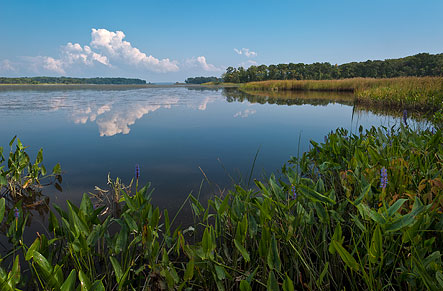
[0,87,221,137]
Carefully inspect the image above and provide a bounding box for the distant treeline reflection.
[222,88,354,106]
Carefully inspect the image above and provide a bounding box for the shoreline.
[0,83,240,91]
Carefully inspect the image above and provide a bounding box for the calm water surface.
[0,86,402,218]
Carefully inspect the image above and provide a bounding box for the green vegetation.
[0,77,146,85]
[222,53,443,83]
[241,77,443,112]
[185,76,223,84]
[0,125,442,290]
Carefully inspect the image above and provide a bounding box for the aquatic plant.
[0,125,441,290]
[380,167,388,189]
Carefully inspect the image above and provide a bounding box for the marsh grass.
[241,77,443,112]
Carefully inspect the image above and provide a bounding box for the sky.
[0,0,442,82]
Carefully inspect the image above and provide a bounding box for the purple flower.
[14,208,19,219]
[290,185,297,200]
[403,110,408,126]
[380,167,388,189]
[135,164,140,180]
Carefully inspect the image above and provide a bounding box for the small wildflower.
[135,164,140,180]
[14,208,19,219]
[380,167,388,189]
[290,185,297,200]
[403,110,408,126]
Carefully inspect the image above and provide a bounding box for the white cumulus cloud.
[0,59,16,72]
[185,56,222,72]
[234,48,257,58]
[63,42,110,66]
[43,57,65,74]
[90,28,179,72]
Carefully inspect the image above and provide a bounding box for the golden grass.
[240,77,443,111]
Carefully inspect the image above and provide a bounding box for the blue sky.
[0,0,442,82]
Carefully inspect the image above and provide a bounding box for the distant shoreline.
[0,83,240,91]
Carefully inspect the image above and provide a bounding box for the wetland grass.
[240,77,443,112]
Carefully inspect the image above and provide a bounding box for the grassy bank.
[1,125,442,290]
[240,77,443,112]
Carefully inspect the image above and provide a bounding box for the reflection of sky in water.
[0,87,406,215]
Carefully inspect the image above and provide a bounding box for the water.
[0,86,402,218]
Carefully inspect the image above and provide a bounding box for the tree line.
[184,76,222,84]
[0,77,146,85]
[222,53,443,83]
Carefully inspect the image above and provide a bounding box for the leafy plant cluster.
[222,53,443,83]
[0,125,442,290]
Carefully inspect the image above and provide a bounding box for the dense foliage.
[223,53,443,83]
[0,124,442,290]
[0,77,146,85]
[184,76,223,84]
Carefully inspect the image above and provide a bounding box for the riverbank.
[240,77,443,112]
[1,123,441,290]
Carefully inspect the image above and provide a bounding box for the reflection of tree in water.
[222,88,355,106]
[222,88,431,122]
[185,86,221,92]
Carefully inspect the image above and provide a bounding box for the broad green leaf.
[115,224,129,253]
[369,225,383,264]
[331,240,359,272]
[52,163,61,175]
[0,198,5,223]
[49,211,59,233]
[183,259,194,281]
[267,271,279,291]
[90,280,105,291]
[234,239,250,262]
[267,235,281,272]
[79,193,94,218]
[67,202,89,237]
[329,223,343,254]
[282,274,294,291]
[60,270,77,291]
[436,271,443,289]
[214,265,226,280]
[26,238,41,260]
[9,136,17,147]
[357,203,386,224]
[122,213,138,232]
[0,174,6,187]
[8,255,20,285]
[317,262,329,286]
[353,183,371,205]
[109,257,123,283]
[298,183,336,205]
[32,251,53,277]
[386,198,426,232]
[218,193,230,215]
[239,280,252,291]
[78,270,91,291]
[387,199,407,217]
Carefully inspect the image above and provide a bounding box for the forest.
[184,76,222,84]
[0,77,147,85]
[222,53,443,83]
